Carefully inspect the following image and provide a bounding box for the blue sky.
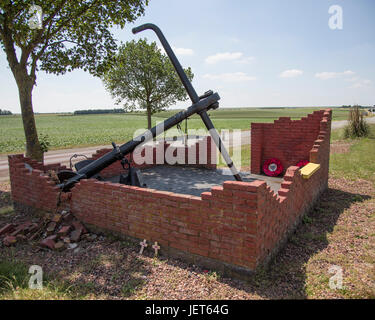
[1,0,374,113]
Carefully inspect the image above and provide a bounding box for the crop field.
[0,107,350,154]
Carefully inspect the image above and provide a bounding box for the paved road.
[1,118,373,182]
[0,145,110,182]
[0,132,251,182]
[332,116,375,129]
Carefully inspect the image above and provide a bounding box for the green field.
[0,107,350,154]
[330,124,375,185]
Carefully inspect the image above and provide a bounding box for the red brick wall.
[70,179,260,270]
[90,137,216,178]
[8,110,331,274]
[251,110,329,174]
[8,137,216,211]
[254,109,331,262]
[8,154,65,212]
[69,109,331,271]
[70,112,329,271]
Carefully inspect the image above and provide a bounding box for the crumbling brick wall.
[251,110,329,174]
[8,137,216,213]
[253,109,331,263]
[8,110,332,277]
[70,179,261,272]
[69,110,331,274]
[8,154,65,213]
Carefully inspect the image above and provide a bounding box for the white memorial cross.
[152,241,160,256]
[139,239,148,254]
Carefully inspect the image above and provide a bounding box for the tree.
[102,38,194,129]
[0,108,12,115]
[344,105,369,138]
[0,1,148,161]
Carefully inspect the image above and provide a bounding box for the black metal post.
[133,23,242,182]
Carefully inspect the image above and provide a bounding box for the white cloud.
[343,70,355,75]
[346,76,360,82]
[205,52,242,64]
[349,79,372,89]
[157,44,194,56]
[237,56,255,64]
[279,69,303,78]
[314,70,371,88]
[315,70,355,80]
[172,47,194,56]
[205,52,254,64]
[315,72,337,80]
[203,72,256,82]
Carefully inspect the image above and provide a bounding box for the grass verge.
[330,124,375,185]
[0,259,83,300]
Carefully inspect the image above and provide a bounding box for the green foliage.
[0,206,14,215]
[0,0,149,77]
[121,278,145,297]
[330,124,375,184]
[0,109,12,115]
[0,108,351,154]
[0,0,149,160]
[0,260,82,299]
[155,106,350,121]
[102,38,194,115]
[38,133,50,153]
[302,215,313,225]
[0,260,28,292]
[343,105,370,138]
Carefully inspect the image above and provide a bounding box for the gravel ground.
[108,166,282,196]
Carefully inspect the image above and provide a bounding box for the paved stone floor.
[108,165,282,197]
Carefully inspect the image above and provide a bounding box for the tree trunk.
[2,24,43,162]
[147,104,152,130]
[15,73,43,162]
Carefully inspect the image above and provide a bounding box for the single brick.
[0,223,16,236]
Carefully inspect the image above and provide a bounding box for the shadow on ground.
[0,188,12,209]
[156,186,371,299]
[65,248,152,299]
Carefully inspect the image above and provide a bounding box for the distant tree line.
[73,108,125,115]
[0,109,12,115]
[340,105,366,108]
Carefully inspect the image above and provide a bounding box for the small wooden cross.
[152,241,160,256]
[139,239,148,254]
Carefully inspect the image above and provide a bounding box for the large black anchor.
[57,23,242,191]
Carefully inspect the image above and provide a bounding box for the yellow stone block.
[300,163,320,179]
